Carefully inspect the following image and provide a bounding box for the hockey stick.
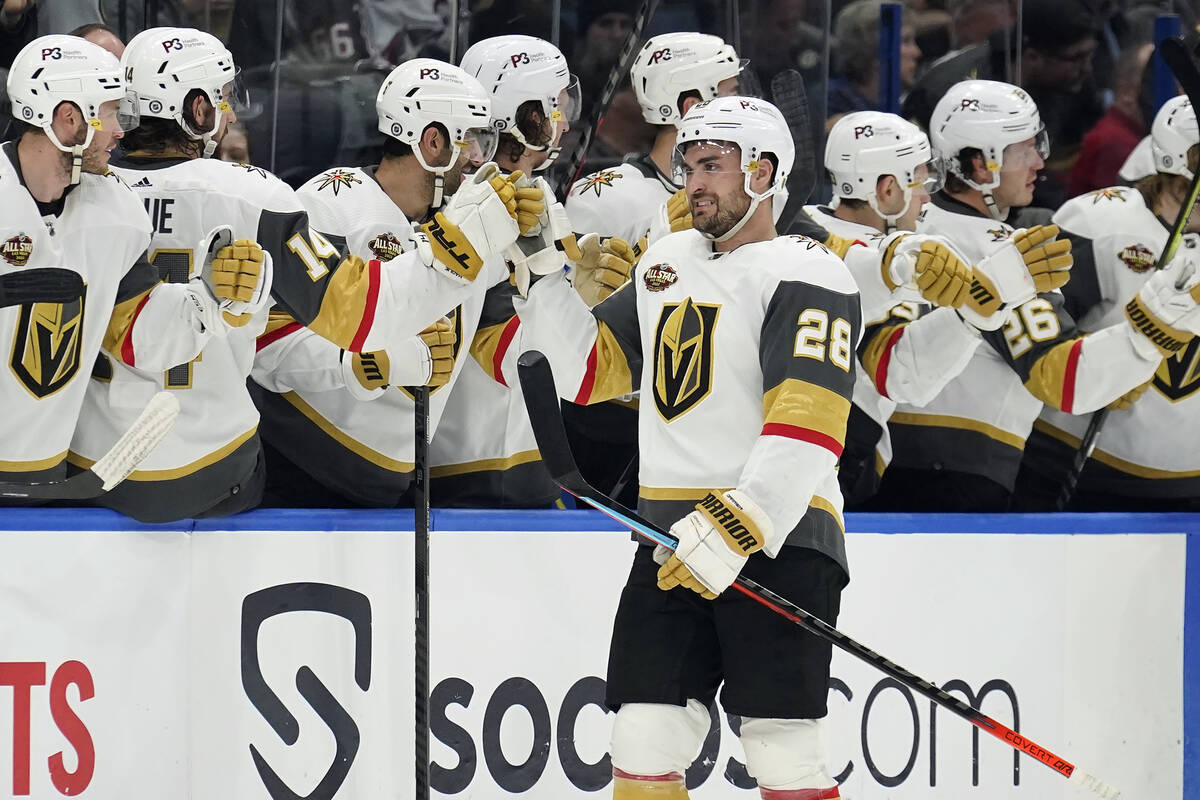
[1057,34,1200,509]
[516,349,1122,799]
[770,69,818,234]
[0,268,84,308]
[0,391,179,500]
[550,0,663,202]
[410,385,432,800]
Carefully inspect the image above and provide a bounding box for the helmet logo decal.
[649,48,672,64]
[161,37,183,53]
[21,106,33,120]
[148,100,163,114]
[40,47,62,60]
[853,125,874,139]
[959,98,980,111]
[419,67,440,80]
[738,100,759,111]
[510,53,531,67]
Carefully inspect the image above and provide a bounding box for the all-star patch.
[575,169,622,198]
[643,263,678,292]
[317,169,363,194]
[2,233,33,266]
[1089,187,1128,203]
[1118,243,1156,273]
[369,232,404,262]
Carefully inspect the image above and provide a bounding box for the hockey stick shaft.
[770,69,817,233]
[0,268,85,308]
[516,350,1120,799]
[410,385,432,800]
[1058,34,1200,508]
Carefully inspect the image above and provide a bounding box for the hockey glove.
[656,490,773,599]
[1107,379,1152,411]
[197,227,274,331]
[1013,224,1072,293]
[1125,234,1200,358]
[568,234,636,307]
[880,233,972,308]
[340,318,456,400]
[420,163,521,283]
[508,171,550,236]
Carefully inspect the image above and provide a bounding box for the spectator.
[69,21,123,57]
[216,121,250,162]
[828,0,922,123]
[948,0,1011,50]
[1067,43,1154,198]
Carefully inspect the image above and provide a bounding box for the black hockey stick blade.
[770,69,817,233]
[516,348,1122,798]
[551,0,664,201]
[0,392,179,500]
[0,268,84,308]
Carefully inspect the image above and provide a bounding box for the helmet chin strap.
[511,118,562,172]
[413,141,463,210]
[867,185,914,233]
[44,125,93,186]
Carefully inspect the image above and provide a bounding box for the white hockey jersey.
[1026,186,1200,499]
[889,193,1160,492]
[803,205,980,503]
[565,154,677,243]
[251,166,504,506]
[516,229,862,573]
[0,142,208,485]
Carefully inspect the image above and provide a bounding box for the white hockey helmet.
[459,35,581,170]
[673,96,793,241]
[929,79,1048,218]
[1151,95,1199,180]
[632,32,744,126]
[377,59,496,207]
[826,111,943,230]
[7,35,137,183]
[121,27,246,157]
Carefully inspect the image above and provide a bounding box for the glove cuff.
[1125,294,1194,357]
[340,349,391,402]
[694,489,771,556]
[422,213,485,283]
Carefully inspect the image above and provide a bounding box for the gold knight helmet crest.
[652,296,719,421]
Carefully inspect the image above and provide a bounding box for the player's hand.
[656,490,772,599]
[1013,224,1072,293]
[643,188,694,250]
[507,171,549,235]
[420,162,520,283]
[569,234,635,307]
[341,318,456,399]
[1107,379,1151,411]
[506,195,573,297]
[1126,234,1200,357]
[418,317,456,386]
[881,233,971,308]
[197,227,274,331]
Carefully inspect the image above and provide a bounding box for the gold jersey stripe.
[1024,339,1079,411]
[1032,419,1200,479]
[0,450,69,472]
[639,486,732,501]
[890,411,1026,450]
[308,254,374,350]
[579,321,635,404]
[68,426,258,481]
[859,323,906,391]
[282,391,414,472]
[762,378,851,445]
[469,320,513,383]
[431,449,542,478]
[102,285,154,359]
[262,310,300,338]
[809,493,846,535]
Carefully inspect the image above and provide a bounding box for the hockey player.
[70,28,530,520]
[250,58,536,507]
[1,35,244,492]
[878,80,1200,511]
[516,96,858,799]
[1018,95,1200,510]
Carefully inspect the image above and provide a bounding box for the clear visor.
[672,140,745,182]
[735,61,763,99]
[913,158,944,194]
[93,90,140,132]
[552,76,582,125]
[459,126,499,164]
[999,128,1049,172]
[215,72,250,114]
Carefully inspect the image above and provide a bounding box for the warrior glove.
[1125,234,1200,358]
[420,163,524,283]
[655,490,773,599]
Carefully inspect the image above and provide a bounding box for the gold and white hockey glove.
[960,224,1072,331]
[1013,224,1072,293]
[340,318,456,401]
[1125,234,1200,358]
[568,234,635,307]
[655,489,772,599]
[507,193,576,297]
[194,226,274,334]
[420,163,522,283]
[879,233,972,308]
[508,171,550,236]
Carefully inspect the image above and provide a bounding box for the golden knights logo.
[652,297,719,421]
[368,232,403,262]
[396,305,463,399]
[576,169,621,198]
[986,227,1012,242]
[2,233,33,266]
[231,163,268,179]
[317,169,363,195]
[1090,187,1127,204]
[10,289,85,399]
[1154,338,1200,402]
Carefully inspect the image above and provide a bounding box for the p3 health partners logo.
[241,583,372,800]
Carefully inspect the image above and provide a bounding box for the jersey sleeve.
[469,279,524,387]
[980,292,1159,413]
[511,270,642,404]
[736,279,862,545]
[857,303,980,405]
[250,310,348,395]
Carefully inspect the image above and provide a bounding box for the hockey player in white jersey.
[70,28,532,520]
[516,96,857,800]
[0,36,242,493]
[251,58,541,507]
[1018,95,1200,510]
[879,79,1200,511]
